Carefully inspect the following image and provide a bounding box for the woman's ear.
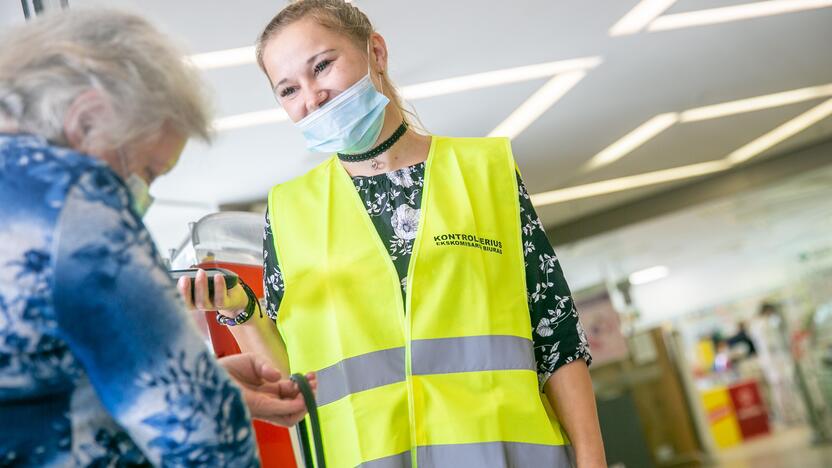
[369,32,388,74]
[63,89,109,151]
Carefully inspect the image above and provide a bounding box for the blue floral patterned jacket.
[0,134,258,467]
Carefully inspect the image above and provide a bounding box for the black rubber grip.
[291,373,326,468]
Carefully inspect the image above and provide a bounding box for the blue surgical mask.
[295,74,389,154]
[118,150,155,217]
[125,173,154,217]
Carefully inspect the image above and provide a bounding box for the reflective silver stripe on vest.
[359,451,412,468]
[418,442,571,468]
[315,346,405,406]
[315,335,534,406]
[411,335,535,375]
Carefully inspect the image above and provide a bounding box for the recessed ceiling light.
[649,0,832,32]
[583,83,832,172]
[487,71,588,139]
[531,95,832,207]
[401,57,601,100]
[188,46,255,70]
[680,83,832,122]
[213,109,289,131]
[609,0,678,36]
[530,160,730,206]
[585,113,679,170]
[726,97,832,164]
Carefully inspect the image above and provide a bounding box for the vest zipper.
[336,139,434,467]
[402,136,436,468]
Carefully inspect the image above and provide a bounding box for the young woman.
[182,1,605,466]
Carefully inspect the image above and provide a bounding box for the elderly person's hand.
[219,352,316,427]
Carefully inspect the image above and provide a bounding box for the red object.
[728,380,770,440]
[197,261,297,468]
[791,329,810,359]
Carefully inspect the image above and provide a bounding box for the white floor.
[713,426,832,468]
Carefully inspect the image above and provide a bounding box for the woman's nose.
[306,89,329,114]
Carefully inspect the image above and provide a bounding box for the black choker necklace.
[338,121,408,170]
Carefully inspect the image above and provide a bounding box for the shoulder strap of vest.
[268,156,338,219]
[431,136,519,175]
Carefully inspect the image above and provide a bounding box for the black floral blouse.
[263,161,591,389]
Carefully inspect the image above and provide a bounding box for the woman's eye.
[280,87,296,98]
[313,59,332,76]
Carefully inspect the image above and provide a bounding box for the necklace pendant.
[370,158,382,170]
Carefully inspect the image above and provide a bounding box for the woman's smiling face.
[262,16,377,123]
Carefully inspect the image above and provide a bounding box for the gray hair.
[0,8,211,149]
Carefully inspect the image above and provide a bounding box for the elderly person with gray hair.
[0,9,311,467]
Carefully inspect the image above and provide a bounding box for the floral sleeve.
[52,166,258,466]
[517,176,592,391]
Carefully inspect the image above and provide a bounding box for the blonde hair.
[0,8,211,149]
[255,0,420,128]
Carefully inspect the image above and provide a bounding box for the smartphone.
[169,268,239,303]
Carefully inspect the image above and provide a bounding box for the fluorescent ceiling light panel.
[649,0,832,32]
[531,93,832,207]
[581,83,832,173]
[680,83,832,122]
[530,160,730,206]
[188,46,256,70]
[726,97,832,164]
[213,109,289,131]
[487,71,588,139]
[629,265,670,285]
[586,113,679,170]
[401,57,601,100]
[609,0,678,36]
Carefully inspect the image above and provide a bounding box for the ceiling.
[53,0,832,227]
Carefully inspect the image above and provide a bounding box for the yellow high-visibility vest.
[268,136,570,468]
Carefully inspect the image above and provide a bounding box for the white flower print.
[518,182,530,200]
[547,307,565,321]
[536,317,554,337]
[391,204,420,240]
[265,269,283,292]
[365,192,390,216]
[530,282,547,303]
[387,166,415,188]
[576,320,590,355]
[539,252,558,272]
[544,342,561,368]
[522,214,544,236]
[388,235,413,261]
[550,295,571,317]
[536,342,561,388]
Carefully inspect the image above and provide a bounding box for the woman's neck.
[340,109,432,177]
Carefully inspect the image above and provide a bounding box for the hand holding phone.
[172,268,246,312]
